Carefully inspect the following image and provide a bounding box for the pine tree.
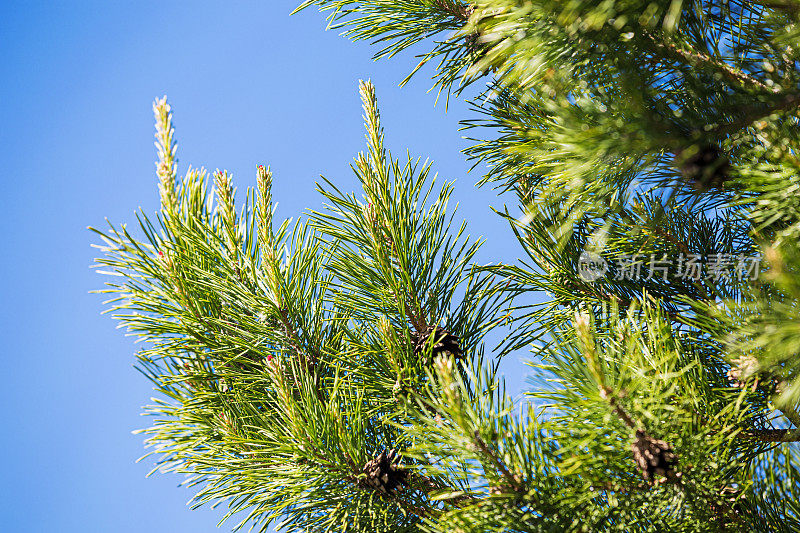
[93,1,800,531]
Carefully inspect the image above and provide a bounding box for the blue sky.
[0,2,532,531]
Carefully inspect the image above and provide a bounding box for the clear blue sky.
[0,2,532,531]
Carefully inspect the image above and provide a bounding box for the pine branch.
[97,3,800,528]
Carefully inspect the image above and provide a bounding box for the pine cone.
[674,144,731,189]
[727,356,784,394]
[727,355,760,389]
[412,325,463,363]
[360,450,409,494]
[631,430,678,481]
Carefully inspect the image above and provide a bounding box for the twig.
[599,387,638,430]
[715,92,800,136]
[751,0,800,15]
[780,404,800,429]
[432,1,474,22]
[641,32,777,94]
[277,307,317,369]
[472,430,525,494]
[747,428,800,442]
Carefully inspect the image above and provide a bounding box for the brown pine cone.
[631,429,678,481]
[360,449,409,494]
[412,325,463,363]
[674,144,731,190]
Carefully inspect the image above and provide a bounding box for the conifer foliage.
[94,1,800,531]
